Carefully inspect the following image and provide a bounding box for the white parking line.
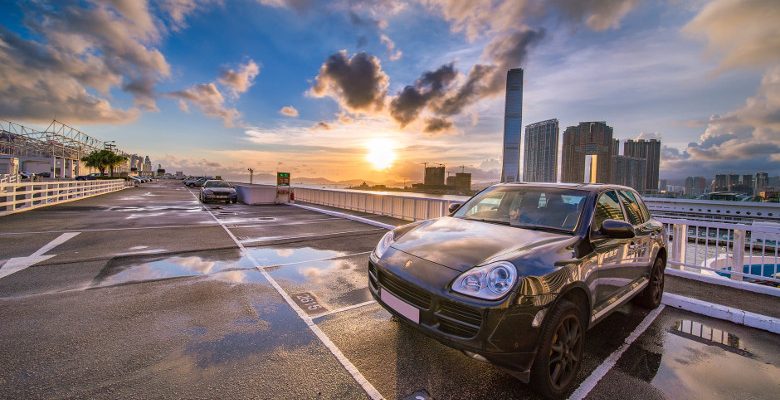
[187,189,384,399]
[568,305,666,400]
[312,300,377,320]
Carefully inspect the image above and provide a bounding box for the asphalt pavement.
[0,180,777,399]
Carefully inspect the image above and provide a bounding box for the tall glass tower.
[501,68,523,182]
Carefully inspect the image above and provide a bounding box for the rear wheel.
[530,300,584,399]
[634,256,665,309]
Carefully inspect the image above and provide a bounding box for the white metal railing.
[293,187,461,221]
[294,187,780,289]
[0,179,127,216]
[659,217,779,285]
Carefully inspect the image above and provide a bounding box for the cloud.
[423,117,453,134]
[389,63,457,126]
[550,0,640,31]
[169,83,240,127]
[660,66,780,178]
[0,1,178,123]
[310,51,389,114]
[379,34,402,61]
[218,60,260,96]
[279,106,299,117]
[159,0,219,30]
[635,132,662,140]
[313,121,331,130]
[684,0,780,71]
[257,0,312,12]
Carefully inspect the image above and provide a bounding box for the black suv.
[369,183,666,398]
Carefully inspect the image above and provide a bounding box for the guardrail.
[0,179,127,216]
[659,217,779,285]
[294,187,780,290]
[293,187,459,221]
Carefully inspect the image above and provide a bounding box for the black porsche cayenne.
[368,183,666,398]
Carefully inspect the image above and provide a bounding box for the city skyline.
[0,1,779,183]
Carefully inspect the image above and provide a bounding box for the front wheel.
[530,299,584,399]
[634,256,665,309]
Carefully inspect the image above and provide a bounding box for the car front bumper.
[202,193,237,201]
[369,248,551,381]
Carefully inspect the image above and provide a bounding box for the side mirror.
[448,202,462,214]
[600,219,635,239]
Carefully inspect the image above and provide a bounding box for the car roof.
[495,182,638,194]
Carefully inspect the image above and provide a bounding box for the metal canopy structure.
[0,119,129,161]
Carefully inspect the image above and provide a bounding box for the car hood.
[390,217,574,272]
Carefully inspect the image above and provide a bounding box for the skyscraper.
[561,121,614,183]
[501,68,523,182]
[624,139,661,192]
[756,172,769,194]
[612,155,646,191]
[685,176,707,197]
[523,119,559,182]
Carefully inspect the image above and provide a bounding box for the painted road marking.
[0,232,80,280]
[187,188,385,400]
[312,300,377,320]
[568,305,666,400]
[293,292,328,314]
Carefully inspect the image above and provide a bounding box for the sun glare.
[365,138,396,170]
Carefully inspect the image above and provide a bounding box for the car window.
[618,190,645,225]
[204,181,231,188]
[636,195,652,221]
[454,186,588,232]
[594,191,624,231]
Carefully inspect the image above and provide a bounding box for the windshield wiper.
[464,218,510,226]
[511,224,572,234]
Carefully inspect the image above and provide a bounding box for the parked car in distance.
[369,183,666,399]
[75,173,101,181]
[199,180,237,204]
[19,171,36,181]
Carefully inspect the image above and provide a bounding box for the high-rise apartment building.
[684,176,707,197]
[523,119,558,182]
[501,68,523,182]
[756,172,769,194]
[713,174,728,191]
[612,156,646,191]
[424,165,445,186]
[624,139,661,192]
[728,174,740,191]
[561,121,614,183]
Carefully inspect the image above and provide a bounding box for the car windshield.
[204,180,231,188]
[453,186,588,233]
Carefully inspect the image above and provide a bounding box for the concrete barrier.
[235,184,280,205]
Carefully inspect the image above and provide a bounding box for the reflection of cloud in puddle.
[93,253,258,286]
[276,249,294,257]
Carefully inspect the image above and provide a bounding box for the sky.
[1,0,779,184]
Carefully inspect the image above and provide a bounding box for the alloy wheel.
[548,314,582,390]
[650,262,664,303]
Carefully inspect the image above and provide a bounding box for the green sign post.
[277,172,290,186]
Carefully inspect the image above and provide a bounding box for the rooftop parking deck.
[0,181,778,399]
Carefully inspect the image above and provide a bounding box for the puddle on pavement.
[246,247,347,267]
[92,250,257,286]
[614,317,779,400]
[265,256,362,285]
[671,319,750,355]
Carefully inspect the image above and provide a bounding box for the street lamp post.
[248,168,254,185]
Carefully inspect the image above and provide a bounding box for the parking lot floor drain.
[402,389,433,400]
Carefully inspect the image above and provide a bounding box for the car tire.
[633,256,665,309]
[530,299,584,399]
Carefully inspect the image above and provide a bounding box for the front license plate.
[380,289,419,323]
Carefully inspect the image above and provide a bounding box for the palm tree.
[81,150,109,175]
[106,152,128,177]
[81,150,127,177]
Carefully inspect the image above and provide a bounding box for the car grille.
[378,270,431,309]
[368,262,379,291]
[435,299,482,338]
[371,261,483,339]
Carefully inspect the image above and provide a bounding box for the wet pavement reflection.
[246,246,349,267]
[92,249,256,286]
[603,308,780,400]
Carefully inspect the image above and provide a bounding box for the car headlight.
[373,230,395,259]
[452,261,517,300]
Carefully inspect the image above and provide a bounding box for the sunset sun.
[365,138,396,170]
